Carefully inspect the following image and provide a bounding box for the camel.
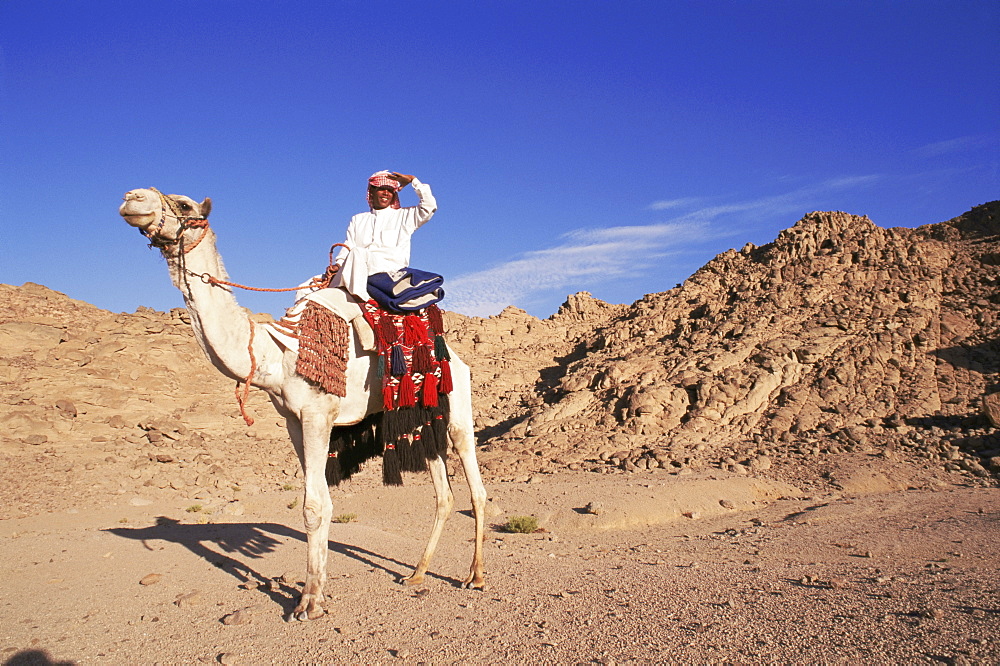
[119,188,487,621]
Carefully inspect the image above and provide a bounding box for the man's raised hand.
[390,172,415,187]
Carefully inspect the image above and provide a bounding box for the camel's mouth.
[119,189,165,229]
[119,203,158,229]
[120,212,156,229]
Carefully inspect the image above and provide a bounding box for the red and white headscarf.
[367,170,402,210]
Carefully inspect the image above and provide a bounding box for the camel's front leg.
[402,455,454,586]
[287,411,334,620]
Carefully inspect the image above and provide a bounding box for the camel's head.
[120,188,212,251]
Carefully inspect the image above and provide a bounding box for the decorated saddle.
[325,302,454,487]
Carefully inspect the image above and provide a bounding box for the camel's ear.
[200,197,212,218]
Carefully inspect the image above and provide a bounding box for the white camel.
[119,188,487,620]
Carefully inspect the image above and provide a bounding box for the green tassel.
[376,353,385,380]
[434,334,450,361]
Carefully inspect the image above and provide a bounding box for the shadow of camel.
[3,649,75,666]
[105,517,461,608]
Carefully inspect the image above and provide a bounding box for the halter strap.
[140,187,208,254]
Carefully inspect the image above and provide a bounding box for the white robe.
[331,177,437,301]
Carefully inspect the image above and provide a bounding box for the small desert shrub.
[502,515,539,534]
[287,498,299,510]
[333,513,358,524]
[282,483,296,491]
[185,504,203,513]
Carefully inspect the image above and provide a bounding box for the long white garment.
[331,178,437,300]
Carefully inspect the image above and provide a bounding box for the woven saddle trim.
[295,301,350,396]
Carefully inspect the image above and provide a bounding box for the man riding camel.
[331,170,437,302]
[288,171,439,352]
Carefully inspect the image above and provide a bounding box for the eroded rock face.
[442,293,626,441]
[1,202,997,518]
[0,283,292,519]
[984,392,1000,428]
[454,203,1000,481]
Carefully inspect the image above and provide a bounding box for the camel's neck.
[164,230,280,390]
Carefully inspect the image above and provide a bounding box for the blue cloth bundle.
[367,268,445,312]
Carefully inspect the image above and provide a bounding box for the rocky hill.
[457,202,1000,483]
[1,202,998,519]
[0,283,293,519]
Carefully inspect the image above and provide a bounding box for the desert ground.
[1,454,997,665]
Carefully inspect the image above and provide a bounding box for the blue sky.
[1,1,997,319]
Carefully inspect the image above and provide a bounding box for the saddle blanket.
[263,287,369,352]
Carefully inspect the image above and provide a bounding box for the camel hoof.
[461,579,486,591]
[399,574,424,587]
[290,608,325,622]
[291,594,326,622]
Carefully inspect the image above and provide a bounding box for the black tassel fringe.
[326,394,451,488]
[326,412,383,486]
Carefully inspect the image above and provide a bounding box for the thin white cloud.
[821,174,883,189]
[444,223,708,317]
[911,135,995,159]
[565,221,703,243]
[675,175,882,222]
[444,175,883,317]
[647,197,701,211]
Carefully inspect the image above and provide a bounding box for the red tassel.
[379,316,398,347]
[422,371,439,407]
[411,344,434,374]
[364,311,383,348]
[438,359,453,394]
[397,373,416,408]
[403,314,429,346]
[383,383,396,411]
[426,304,444,336]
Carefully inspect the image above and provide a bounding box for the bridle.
[130,187,347,427]
[136,186,344,291]
[139,187,210,255]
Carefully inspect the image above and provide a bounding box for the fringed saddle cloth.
[365,302,452,412]
[326,302,454,487]
[265,288,365,398]
[293,303,350,396]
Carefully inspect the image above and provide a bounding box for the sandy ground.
[2,465,997,665]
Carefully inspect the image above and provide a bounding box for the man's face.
[370,186,396,210]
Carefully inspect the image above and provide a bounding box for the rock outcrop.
[452,203,1000,481]
[1,202,997,519]
[0,283,292,519]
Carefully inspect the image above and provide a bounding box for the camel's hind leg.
[401,455,454,587]
[451,418,487,589]
[286,410,334,620]
[447,358,488,589]
[402,355,487,590]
